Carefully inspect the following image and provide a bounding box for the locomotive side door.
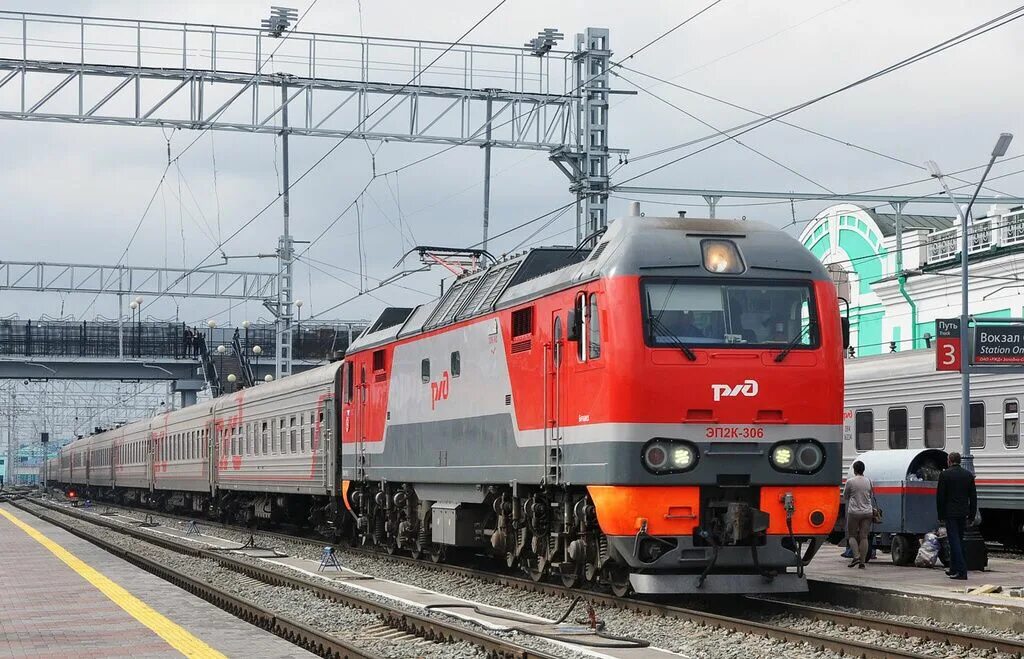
[356,364,368,480]
[545,312,565,484]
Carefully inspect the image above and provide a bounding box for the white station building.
[799,203,1024,357]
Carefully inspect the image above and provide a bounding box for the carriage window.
[970,402,986,448]
[262,422,269,454]
[888,408,908,449]
[924,405,945,448]
[1004,400,1019,449]
[421,358,430,382]
[589,293,601,359]
[290,416,297,453]
[451,351,461,378]
[855,410,873,451]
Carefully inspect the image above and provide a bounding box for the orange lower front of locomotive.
[587,485,840,594]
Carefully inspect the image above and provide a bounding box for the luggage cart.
[849,449,948,565]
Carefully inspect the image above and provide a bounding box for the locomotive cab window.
[1004,399,1019,449]
[642,278,818,349]
[887,408,908,449]
[970,402,986,449]
[855,410,873,451]
[924,405,945,448]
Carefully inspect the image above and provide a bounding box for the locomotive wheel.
[410,544,424,560]
[385,542,398,555]
[526,555,549,582]
[559,563,581,588]
[429,544,444,563]
[607,563,632,598]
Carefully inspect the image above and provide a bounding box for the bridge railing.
[0,320,364,361]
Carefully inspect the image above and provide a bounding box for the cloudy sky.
[1,0,1021,326]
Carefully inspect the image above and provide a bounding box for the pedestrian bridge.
[0,320,366,399]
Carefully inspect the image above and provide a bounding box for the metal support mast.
[276,75,294,380]
[576,28,610,241]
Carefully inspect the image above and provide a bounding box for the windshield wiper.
[648,314,697,361]
[774,323,815,363]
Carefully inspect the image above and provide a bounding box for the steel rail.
[32,497,963,659]
[4,499,377,659]
[11,498,555,659]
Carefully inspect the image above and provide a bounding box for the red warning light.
[68,490,77,498]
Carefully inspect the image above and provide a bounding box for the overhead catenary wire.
[614,5,1024,189]
[616,63,1016,199]
[614,70,836,194]
[143,0,511,313]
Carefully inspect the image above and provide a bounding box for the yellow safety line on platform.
[0,506,226,659]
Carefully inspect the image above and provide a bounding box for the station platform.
[0,503,314,658]
[805,543,1024,631]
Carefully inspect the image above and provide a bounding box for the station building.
[800,203,1024,357]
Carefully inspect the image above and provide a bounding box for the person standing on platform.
[937,451,977,581]
[843,460,874,569]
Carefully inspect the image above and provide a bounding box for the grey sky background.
[1,0,1021,326]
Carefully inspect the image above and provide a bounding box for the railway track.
[27,495,1024,659]
[4,497,558,659]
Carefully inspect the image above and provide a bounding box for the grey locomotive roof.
[349,215,830,353]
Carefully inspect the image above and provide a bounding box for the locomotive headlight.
[671,446,694,469]
[701,239,744,274]
[771,445,794,468]
[643,439,699,474]
[644,443,669,470]
[770,440,825,473]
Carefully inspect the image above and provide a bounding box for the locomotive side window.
[855,410,873,451]
[421,358,431,382]
[512,307,533,337]
[887,408,908,449]
[451,351,461,378]
[575,293,588,362]
[925,407,946,448]
[970,402,986,448]
[1004,400,1019,448]
[589,293,601,359]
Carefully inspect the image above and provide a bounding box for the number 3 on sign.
[935,337,961,372]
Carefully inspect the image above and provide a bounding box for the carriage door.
[356,364,368,480]
[545,312,565,484]
[319,397,335,490]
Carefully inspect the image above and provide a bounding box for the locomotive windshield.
[642,279,818,348]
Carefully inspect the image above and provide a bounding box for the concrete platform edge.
[808,579,1024,632]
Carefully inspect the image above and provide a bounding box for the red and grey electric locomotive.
[52,207,845,595]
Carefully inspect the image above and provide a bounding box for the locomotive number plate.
[705,426,765,439]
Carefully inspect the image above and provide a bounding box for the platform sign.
[935,318,962,372]
[974,324,1024,364]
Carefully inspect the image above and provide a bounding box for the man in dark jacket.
[937,452,977,580]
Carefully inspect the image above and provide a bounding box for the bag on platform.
[915,532,940,568]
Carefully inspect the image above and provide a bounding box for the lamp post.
[128,300,137,355]
[295,300,303,361]
[227,373,237,392]
[927,132,1013,475]
[253,345,263,382]
[134,296,143,358]
[242,320,251,355]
